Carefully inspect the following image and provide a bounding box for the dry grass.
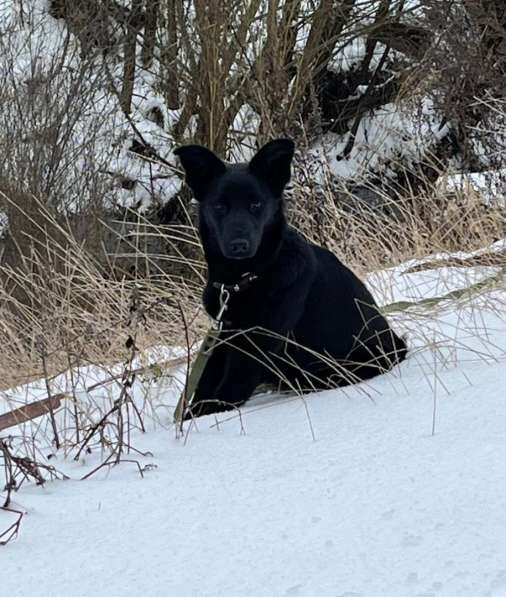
[0,156,506,443]
[1,160,505,391]
[2,1,506,544]
[0,191,207,390]
[291,153,506,276]
[1,165,506,542]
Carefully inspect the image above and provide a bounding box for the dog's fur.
[175,139,407,418]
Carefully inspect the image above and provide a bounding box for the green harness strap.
[173,327,221,423]
[382,265,506,314]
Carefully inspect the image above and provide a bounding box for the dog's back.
[300,240,407,384]
[252,227,407,390]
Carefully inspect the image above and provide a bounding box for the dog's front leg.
[207,339,270,414]
[184,328,284,419]
[186,283,311,419]
[183,332,263,418]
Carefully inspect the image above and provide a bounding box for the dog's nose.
[229,239,250,255]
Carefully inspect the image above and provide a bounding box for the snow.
[0,210,8,236]
[0,0,180,214]
[2,256,506,596]
[1,2,506,591]
[310,98,445,182]
[365,240,506,314]
[441,171,506,206]
[329,37,375,73]
[1,0,503,219]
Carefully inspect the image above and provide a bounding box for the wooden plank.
[0,395,64,432]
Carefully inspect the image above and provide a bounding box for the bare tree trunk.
[162,0,180,109]
[120,0,143,115]
[194,1,227,152]
[292,0,355,120]
[49,0,114,57]
[141,0,160,69]
[255,0,301,137]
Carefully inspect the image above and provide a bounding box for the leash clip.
[215,284,231,329]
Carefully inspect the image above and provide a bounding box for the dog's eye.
[250,202,262,213]
[213,203,226,214]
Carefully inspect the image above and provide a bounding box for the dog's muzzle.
[227,238,252,258]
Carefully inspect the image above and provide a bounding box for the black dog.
[175,139,407,418]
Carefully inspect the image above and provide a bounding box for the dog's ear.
[249,139,294,196]
[174,145,226,200]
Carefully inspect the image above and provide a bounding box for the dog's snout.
[229,239,250,255]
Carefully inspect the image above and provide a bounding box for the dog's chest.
[204,285,266,328]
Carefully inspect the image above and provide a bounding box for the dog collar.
[211,272,258,293]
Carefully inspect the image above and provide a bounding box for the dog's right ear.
[174,145,226,200]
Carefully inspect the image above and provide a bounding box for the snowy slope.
[2,264,506,597]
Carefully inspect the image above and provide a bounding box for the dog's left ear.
[249,139,294,196]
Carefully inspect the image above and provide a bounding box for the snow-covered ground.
[2,259,506,597]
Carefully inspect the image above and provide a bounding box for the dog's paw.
[182,398,238,420]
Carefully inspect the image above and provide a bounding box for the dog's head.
[174,139,294,260]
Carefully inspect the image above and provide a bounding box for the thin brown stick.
[0,395,64,432]
[0,507,24,545]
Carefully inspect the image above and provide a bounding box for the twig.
[176,301,193,435]
[86,356,187,392]
[36,336,61,450]
[81,455,156,480]
[0,507,24,545]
